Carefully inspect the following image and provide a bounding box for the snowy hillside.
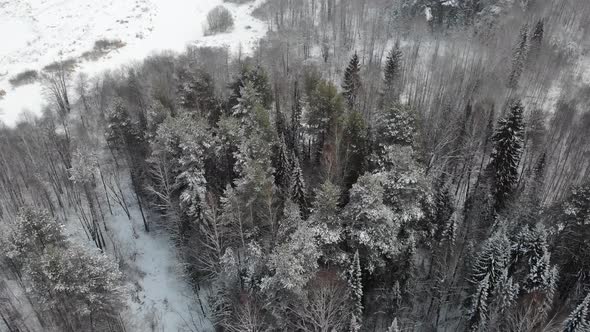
[0,0,267,125]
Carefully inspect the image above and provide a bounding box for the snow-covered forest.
[1,0,590,331]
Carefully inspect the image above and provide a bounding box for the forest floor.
[0,0,267,125]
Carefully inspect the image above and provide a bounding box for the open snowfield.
[0,0,267,125]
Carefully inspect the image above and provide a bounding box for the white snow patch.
[107,209,213,331]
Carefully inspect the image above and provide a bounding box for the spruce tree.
[342,52,362,110]
[489,100,525,210]
[290,153,308,217]
[383,43,403,105]
[529,20,544,59]
[273,138,292,192]
[342,111,368,194]
[564,292,590,332]
[348,250,363,330]
[468,273,491,331]
[507,24,529,89]
[290,81,303,152]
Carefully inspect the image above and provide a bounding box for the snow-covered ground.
[106,208,213,332]
[0,0,267,125]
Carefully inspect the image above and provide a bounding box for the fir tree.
[383,43,403,105]
[507,24,529,89]
[348,250,363,330]
[564,292,590,332]
[489,100,525,210]
[342,52,362,110]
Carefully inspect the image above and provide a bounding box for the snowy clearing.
[0,0,267,125]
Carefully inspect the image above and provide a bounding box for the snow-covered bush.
[206,6,234,35]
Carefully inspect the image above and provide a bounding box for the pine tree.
[489,100,525,210]
[383,43,403,105]
[564,292,590,332]
[342,52,362,110]
[348,250,363,330]
[507,24,529,89]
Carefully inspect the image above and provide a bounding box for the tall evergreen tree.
[348,250,363,330]
[564,292,590,332]
[383,43,403,105]
[507,24,529,89]
[290,153,308,217]
[342,111,368,195]
[290,81,303,152]
[272,138,292,192]
[342,52,362,110]
[489,100,525,210]
[529,20,544,59]
[468,273,491,331]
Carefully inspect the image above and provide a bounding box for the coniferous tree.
[468,273,491,331]
[228,65,273,110]
[290,81,303,152]
[342,52,362,110]
[290,153,308,217]
[564,292,590,332]
[383,43,403,105]
[273,138,292,192]
[529,20,544,59]
[489,100,525,210]
[554,182,590,298]
[348,250,363,330]
[342,111,368,195]
[507,24,529,89]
